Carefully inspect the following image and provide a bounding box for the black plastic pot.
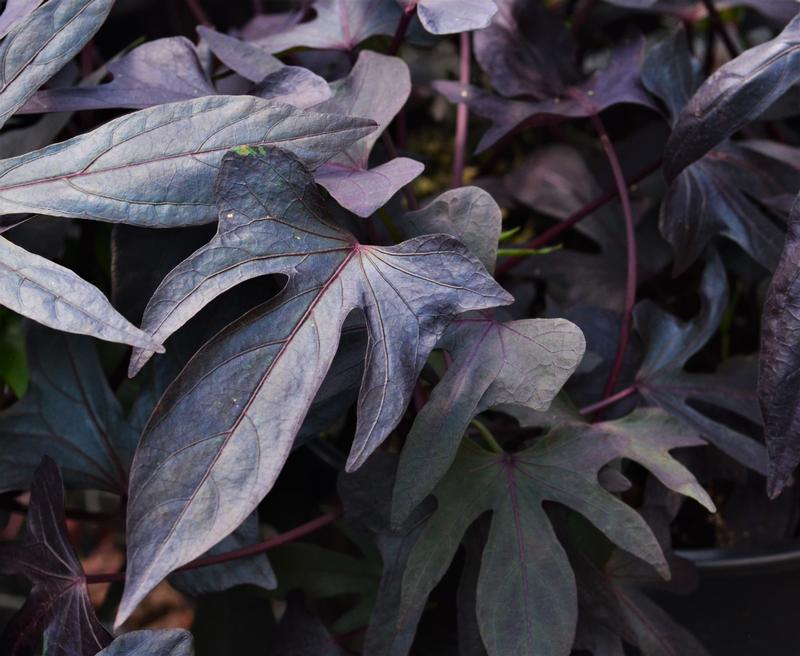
[648,542,800,655]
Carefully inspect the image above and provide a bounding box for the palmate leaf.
[759,194,800,496]
[0,95,375,226]
[398,409,713,656]
[434,0,655,151]
[97,630,194,656]
[0,236,162,350]
[313,50,424,217]
[664,13,800,181]
[0,325,137,495]
[0,458,112,656]
[0,0,113,129]
[116,147,511,625]
[397,0,498,34]
[635,252,767,473]
[643,29,797,273]
[252,0,402,54]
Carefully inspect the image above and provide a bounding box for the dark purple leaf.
[0,325,136,494]
[0,236,163,350]
[273,600,347,656]
[664,13,800,181]
[97,630,194,656]
[252,0,402,54]
[759,194,800,496]
[20,37,215,113]
[635,253,767,472]
[392,314,585,526]
[0,95,375,226]
[398,0,498,34]
[0,0,114,129]
[313,51,423,217]
[0,1,44,40]
[117,147,511,625]
[0,458,112,656]
[399,408,712,656]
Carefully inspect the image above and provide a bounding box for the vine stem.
[83,509,342,585]
[700,0,738,58]
[470,419,504,454]
[586,110,638,419]
[382,132,419,210]
[579,384,638,416]
[495,158,660,278]
[452,31,471,188]
[183,0,212,27]
[388,4,416,56]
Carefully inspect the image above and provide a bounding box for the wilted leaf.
[635,252,767,472]
[0,325,136,494]
[314,50,423,217]
[252,0,402,53]
[759,194,800,496]
[399,408,712,656]
[98,630,194,656]
[0,236,163,350]
[664,13,800,181]
[392,314,585,526]
[117,147,511,625]
[0,95,375,226]
[0,0,114,128]
[0,458,112,656]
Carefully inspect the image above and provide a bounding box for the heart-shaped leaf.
[0,236,162,350]
[399,408,713,656]
[313,50,424,217]
[0,457,112,656]
[117,146,511,626]
[97,630,194,656]
[0,95,375,226]
[0,0,114,129]
[664,13,800,181]
[398,0,498,34]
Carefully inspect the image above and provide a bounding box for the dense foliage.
[0,0,798,653]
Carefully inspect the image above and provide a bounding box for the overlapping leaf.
[252,0,402,53]
[759,194,800,496]
[0,325,137,494]
[0,0,44,40]
[98,630,194,656]
[0,95,375,226]
[664,13,800,181]
[643,29,797,272]
[313,50,424,217]
[117,147,511,625]
[0,458,112,656]
[0,0,114,129]
[397,0,497,34]
[635,252,767,472]
[0,236,162,349]
[433,0,655,151]
[398,409,713,656]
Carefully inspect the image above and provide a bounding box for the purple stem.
[452,31,471,189]
[579,384,638,416]
[388,4,416,56]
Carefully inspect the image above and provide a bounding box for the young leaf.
[117,147,511,626]
[0,95,375,226]
[0,325,137,494]
[635,253,767,472]
[759,194,800,497]
[392,315,586,527]
[0,458,112,656]
[0,0,44,40]
[252,0,402,54]
[0,0,114,129]
[399,408,712,656]
[398,0,498,35]
[20,37,216,113]
[313,50,424,217]
[97,630,194,656]
[0,236,163,351]
[664,13,800,181]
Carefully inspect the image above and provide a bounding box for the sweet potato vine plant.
[0,0,798,654]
